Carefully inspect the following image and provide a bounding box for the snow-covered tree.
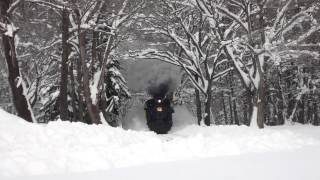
[0,0,36,123]
[101,59,130,126]
[1,0,142,124]
[68,0,144,124]
[192,0,320,128]
[138,0,232,125]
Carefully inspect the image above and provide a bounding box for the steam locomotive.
[144,96,174,134]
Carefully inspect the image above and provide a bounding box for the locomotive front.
[144,80,175,134]
[144,96,174,134]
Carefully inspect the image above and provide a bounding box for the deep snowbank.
[1,108,320,179]
[14,148,320,180]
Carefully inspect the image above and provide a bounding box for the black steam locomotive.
[144,96,174,134]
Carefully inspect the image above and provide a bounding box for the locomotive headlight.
[157,99,161,103]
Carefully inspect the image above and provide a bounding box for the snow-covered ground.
[1,107,320,180]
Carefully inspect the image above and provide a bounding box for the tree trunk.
[313,94,319,125]
[1,0,34,122]
[307,94,313,124]
[59,7,70,120]
[222,92,228,125]
[76,10,101,125]
[195,85,202,125]
[255,0,266,129]
[228,73,235,124]
[256,73,265,128]
[69,62,78,122]
[204,81,212,126]
[75,53,84,123]
[228,94,233,125]
[233,100,239,125]
[277,71,285,125]
[298,95,305,124]
[243,102,248,125]
[246,91,253,126]
[242,92,248,125]
[91,30,98,75]
[251,103,258,127]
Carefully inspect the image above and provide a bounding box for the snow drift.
[1,108,320,179]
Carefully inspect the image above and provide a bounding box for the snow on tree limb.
[112,0,145,29]
[287,24,320,46]
[7,0,22,14]
[223,22,239,39]
[195,0,213,19]
[180,62,207,95]
[227,0,246,10]
[272,6,317,42]
[90,0,145,105]
[26,0,66,10]
[1,23,18,37]
[272,0,293,32]
[278,50,320,59]
[138,50,181,66]
[137,49,200,76]
[211,67,234,81]
[179,17,205,59]
[168,30,197,63]
[225,45,252,90]
[81,1,100,24]
[215,6,249,33]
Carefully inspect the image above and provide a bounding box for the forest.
[0,0,320,128]
[1,0,320,179]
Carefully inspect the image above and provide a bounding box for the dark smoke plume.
[147,78,175,98]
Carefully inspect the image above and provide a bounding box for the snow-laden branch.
[272,0,293,32]
[225,45,252,90]
[91,0,145,105]
[7,0,22,14]
[0,22,6,33]
[167,30,198,67]
[211,67,233,81]
[215,6,249,33]
[223,22,239,39]
[195,0,213,18]
[26,0,66,10]
[272,5,316,42]
[112,0,145,29]
[227,0,246,10]
[81,1,100,24]
[91,0,104,26]
[278,49,320,59]
[179,16,205,59]
[179,62,207,95]
[287,24,320,46]
[38,39,61,51]
[0,22,18,37]
[137,49,198,74]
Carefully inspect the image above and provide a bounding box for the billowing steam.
[147,78,175,98]
[125,59,181,94]
[122,59,182,130]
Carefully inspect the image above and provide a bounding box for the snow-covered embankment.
[1,108,320,179]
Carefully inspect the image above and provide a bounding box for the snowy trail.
[1,109,320,179]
